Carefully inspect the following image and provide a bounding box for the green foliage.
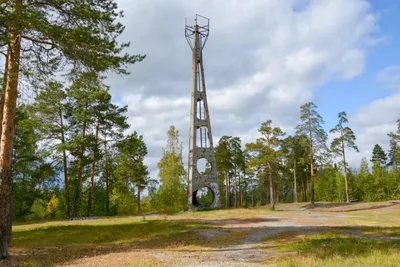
[329,111,358,202]
[114,132,149,213]
[29,199,47,221]
[329,112,359,168]
[153,126,186,212]
[296,102,329,165]
[296,102,329,205]
[371,144,387,167]
[387,119,400,168]
[214,136,246,208]
[246,120,286,209]
[109,188,137,215]
[3,0,145,79]
[315,166,345,202]
[12,105,58,219]
[47,195,59,218]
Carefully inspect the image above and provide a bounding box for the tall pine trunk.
[301,171,306,202]
[308,115,315,206]
[59,108,70,218]
[73,101,88,217]
[225,171,229,208]
[0,1,22,257]
[104,142,110,215]
[268,163,275,210]
[341,133,350,203]
[234,166,238,208]
[239,173,243,207]
[0,51,9,135]
[293,160,298,202]
[87,121,99,217]
[137,178,141,212]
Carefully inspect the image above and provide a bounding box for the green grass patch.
[9,218,214,266]
[12,219,210,248]
[274,232,400,267]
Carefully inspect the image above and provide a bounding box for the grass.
[9,218,215,266]
[273,232,400,267]
[348,209,400,226]
[3,201,400,266]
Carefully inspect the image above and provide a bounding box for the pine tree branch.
[21,35,56,50]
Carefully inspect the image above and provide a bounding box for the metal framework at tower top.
[185,14,220,210]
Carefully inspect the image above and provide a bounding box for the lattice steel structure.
[185,15,220,209]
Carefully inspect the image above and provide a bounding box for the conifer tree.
[115,132,148,213]
[296,102,328,206]
[86,85,128,217]
[246,120,285,210]
[387,118,400,169]
[215,136,233,208]
[330,111,359,203]
[371,144,387,167]
[1,0,144,257]
[30,81,70,217]
[282,134,309,203]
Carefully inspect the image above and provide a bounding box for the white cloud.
[348,91,400,168]
[110,0,381,178]
[377,65,400,90]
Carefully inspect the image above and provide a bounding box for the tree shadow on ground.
[299,201,399,212]
[282,230,400,260]
[2,218,400,266]
[175,217,280,225]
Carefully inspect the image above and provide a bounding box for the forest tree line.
[212,103,400,210]
[0,0,147,258]
[10,97,400,222]
[1,0,399,260]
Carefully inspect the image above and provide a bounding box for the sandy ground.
[59,202,400,267]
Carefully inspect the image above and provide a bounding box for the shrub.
[47,195,59,218]
[29,199,47,220]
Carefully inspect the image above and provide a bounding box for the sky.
[2,0,397,181]
[105,0,400,180]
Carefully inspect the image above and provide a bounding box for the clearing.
[2,201,400,267]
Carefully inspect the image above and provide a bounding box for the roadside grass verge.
[272,231,400,267]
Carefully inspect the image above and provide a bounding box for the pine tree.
[30,81,70,217]
[387,118,400,169]
[371,144,387,167]
[296,102,328,206]
[330,111,359,203]
[246,120,285,210]
[230,137,244,208]
[86,85,128,217]
[215,136,233,208]
[1,0,144,257]
[115,132,148,213]
[282,134,309,203]
[12,105,58,219]
[66,72,115,217]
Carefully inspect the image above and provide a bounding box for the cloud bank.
[107,0,383,177]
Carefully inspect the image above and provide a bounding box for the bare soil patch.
[2,201,399,267]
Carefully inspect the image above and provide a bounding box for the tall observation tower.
[185,15,220,210]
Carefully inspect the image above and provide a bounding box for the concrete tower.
[185,15,220,210]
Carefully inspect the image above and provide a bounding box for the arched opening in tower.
[192,186,215,207]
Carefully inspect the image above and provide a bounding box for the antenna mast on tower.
[185,14,220,210]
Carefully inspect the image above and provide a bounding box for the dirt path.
[60,203,400,267]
